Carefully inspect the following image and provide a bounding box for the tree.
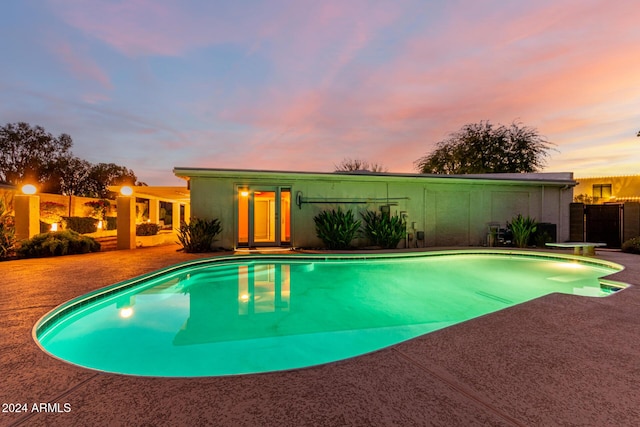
[334,158,388,173]
[0,122,72,187]
[0,122,140,196]
[85,163,137,198]
[55,155,94,196]
[414,121,554,174]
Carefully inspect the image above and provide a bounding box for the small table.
[545,242,607,256]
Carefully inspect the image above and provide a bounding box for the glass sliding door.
[237,187,291,247]
[253,191,277,244]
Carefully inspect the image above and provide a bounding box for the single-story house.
[173,168,576,250]
[573,175,640,204]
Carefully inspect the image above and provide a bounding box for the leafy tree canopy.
[334,158,388,173]
[0,122,139,197]
[414,121,555,174]
[0,122,72,188]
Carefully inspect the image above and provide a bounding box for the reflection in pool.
[34,251,627,377]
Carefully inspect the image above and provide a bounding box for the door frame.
[236,185,291,248]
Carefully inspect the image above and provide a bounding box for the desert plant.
[621,236,640,254]
[0,199,15,259]
[177,218,222,253]
[136,223,160,236]
[508,214,537,248]
[361,210,406,249]
[313,208,361,249]
[17,230,100,258]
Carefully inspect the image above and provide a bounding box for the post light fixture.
[120,186,134,196]
[21,184,37,195]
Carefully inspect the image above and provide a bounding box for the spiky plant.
[177,218,222,253]
[361,210,406,249]
[508,214,537,248]
[313,208,361,249]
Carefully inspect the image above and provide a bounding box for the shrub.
[17,230,100,258]
[63,216,98,234]
[621,236,640,254]
[84,199,111,220]
[40,201,66,224]
[136,223,160,236]
[508,214,537,248]
[105,216,118,230]
[177,218,222,253]
[361,210,406,249]
[0,200,15,259]
[313,208,361,250]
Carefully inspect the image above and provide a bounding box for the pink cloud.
[42,0,640,180]
[49,39,112,93]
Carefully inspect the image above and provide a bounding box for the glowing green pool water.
[35,250,626,377]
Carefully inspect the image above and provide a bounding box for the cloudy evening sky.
[1,0,639,185]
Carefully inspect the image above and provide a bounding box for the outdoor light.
[120,186,134,196]
[240,190,249,197]
[97,220,103,230]
[50,223,58,232]
[21,184,37,195]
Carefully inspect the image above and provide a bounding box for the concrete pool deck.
[1,245,639,426]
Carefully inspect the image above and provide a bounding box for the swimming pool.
[34,250,627,377]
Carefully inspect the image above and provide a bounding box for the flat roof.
[173,167,576,186]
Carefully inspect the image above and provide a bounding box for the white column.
[117,196,136,250]
[15,194,40,240]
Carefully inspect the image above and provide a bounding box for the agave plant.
[361,210,406,249]
[313,208,361,250]
[177,218,222,253]
[508,214,537,248]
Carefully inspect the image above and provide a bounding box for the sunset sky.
[1,0,639,185]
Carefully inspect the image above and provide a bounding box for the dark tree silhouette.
[334,158,388,173]
[415,121,554,174]
[0,122,139,196]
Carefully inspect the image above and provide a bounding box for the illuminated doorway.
[237,187,291,247]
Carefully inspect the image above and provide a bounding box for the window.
[592,184,612,202]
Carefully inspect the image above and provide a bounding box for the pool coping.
[3,244,640,426]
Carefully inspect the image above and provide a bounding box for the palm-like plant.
[177,218,222,253]
[508,214,537,248]
[361,210,406,249]
[313,208,361,249]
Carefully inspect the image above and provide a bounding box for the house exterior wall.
[177,169,574,249]
[574,175,640,203]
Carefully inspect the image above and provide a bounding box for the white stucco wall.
[176,168,574,249]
